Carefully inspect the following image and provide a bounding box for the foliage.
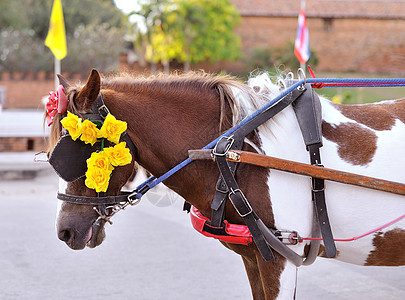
[132,0,241,71]
[0,28,53,74]
[62,23,125,75]
[0,0,125,39]
[274,41,318,70]
[0,0,126,75]
[247,48,274,72]
[247,41,319,73]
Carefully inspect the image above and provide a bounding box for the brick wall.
[0,72,86,109]
[230,16,405,75]
[0,78,53,109]
[0,137,48,152]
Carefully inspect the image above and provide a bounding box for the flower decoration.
[85,167,113,193]
[60,112,132,192]
[103,142,132,167]
[86,151,114,172]
[60,112,83,140]
[80,119,101,146]
[46,85,68,126]
[99,114,127,144]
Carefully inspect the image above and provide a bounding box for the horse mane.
[101,71,247,130]
[47,71,279,154]
[46,84,85,154]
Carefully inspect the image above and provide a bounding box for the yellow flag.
[45,0,67,60]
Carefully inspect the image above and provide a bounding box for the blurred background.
[2,0,405,158]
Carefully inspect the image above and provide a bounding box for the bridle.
[51,93,142,224]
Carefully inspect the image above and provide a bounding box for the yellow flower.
[80,119,101,145]
[85,167,112,193]
[99,113,127,144]
[60,111,83,140]
[104,142,132,167]
[86,151,114,172]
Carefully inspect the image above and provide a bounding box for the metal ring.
[297,68,306,90]
[276,78,286,91]
[297,68,306,84]
[212,136,234,157]
[286,72,294,80]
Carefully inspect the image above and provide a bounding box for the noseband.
[51,94,144,223]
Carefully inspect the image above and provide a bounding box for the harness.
[187,81,333,264]
[49,75,405,266]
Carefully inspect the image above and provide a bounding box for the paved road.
[0,169,404,299]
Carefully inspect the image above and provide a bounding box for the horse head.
[50,69,136,250]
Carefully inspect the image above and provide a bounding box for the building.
[0,110,50,178]
[230,0,405,74]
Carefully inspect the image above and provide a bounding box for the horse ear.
[76,69,101,111]
[57,74,71,90]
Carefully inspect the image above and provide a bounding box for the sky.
[114,0,140,14]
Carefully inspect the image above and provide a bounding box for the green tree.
[133,0,241,72]
[0,0,125,39]
[132,0,169,73]
[0,0,127,76]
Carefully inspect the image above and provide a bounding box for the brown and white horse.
[50,69,405,299]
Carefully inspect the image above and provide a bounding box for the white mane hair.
[228,72,282,123]
[227,72,302,151]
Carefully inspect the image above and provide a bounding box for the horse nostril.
[58,229,73,243]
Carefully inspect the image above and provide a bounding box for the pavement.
[0,169,404,299]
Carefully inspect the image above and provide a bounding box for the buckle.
[127,191,143,205]
[228,188,253,218]
[212,136,234,156]
[98,104,110,119]
[275,230,302,245]
[226,150,241,162]
[34,151,49,163]
[311,169,325,192]
[127,185,150,204]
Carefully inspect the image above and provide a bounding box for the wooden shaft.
[228,150,405,197]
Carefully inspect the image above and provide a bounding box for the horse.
[48,69,405,299]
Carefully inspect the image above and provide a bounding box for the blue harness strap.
[131,77,405,200]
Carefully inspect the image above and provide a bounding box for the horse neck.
[101,79,227,211]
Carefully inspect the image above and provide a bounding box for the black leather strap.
[92,94,110,119]
[57,191,132,205]
[292,85,337,258]
[214,137,274,261]
[308,144,337,258]
[209,86,306,229]
[209,138,243,227]
[292,84,323,148]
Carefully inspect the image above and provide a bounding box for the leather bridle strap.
[57,191,133,205]
[56,94,139,206]
[93,94,137,157]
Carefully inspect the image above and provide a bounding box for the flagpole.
[54,57,61,91]
[300,0,306,74]
[45,0,67,91]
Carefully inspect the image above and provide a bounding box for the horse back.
[320,97,405,266]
